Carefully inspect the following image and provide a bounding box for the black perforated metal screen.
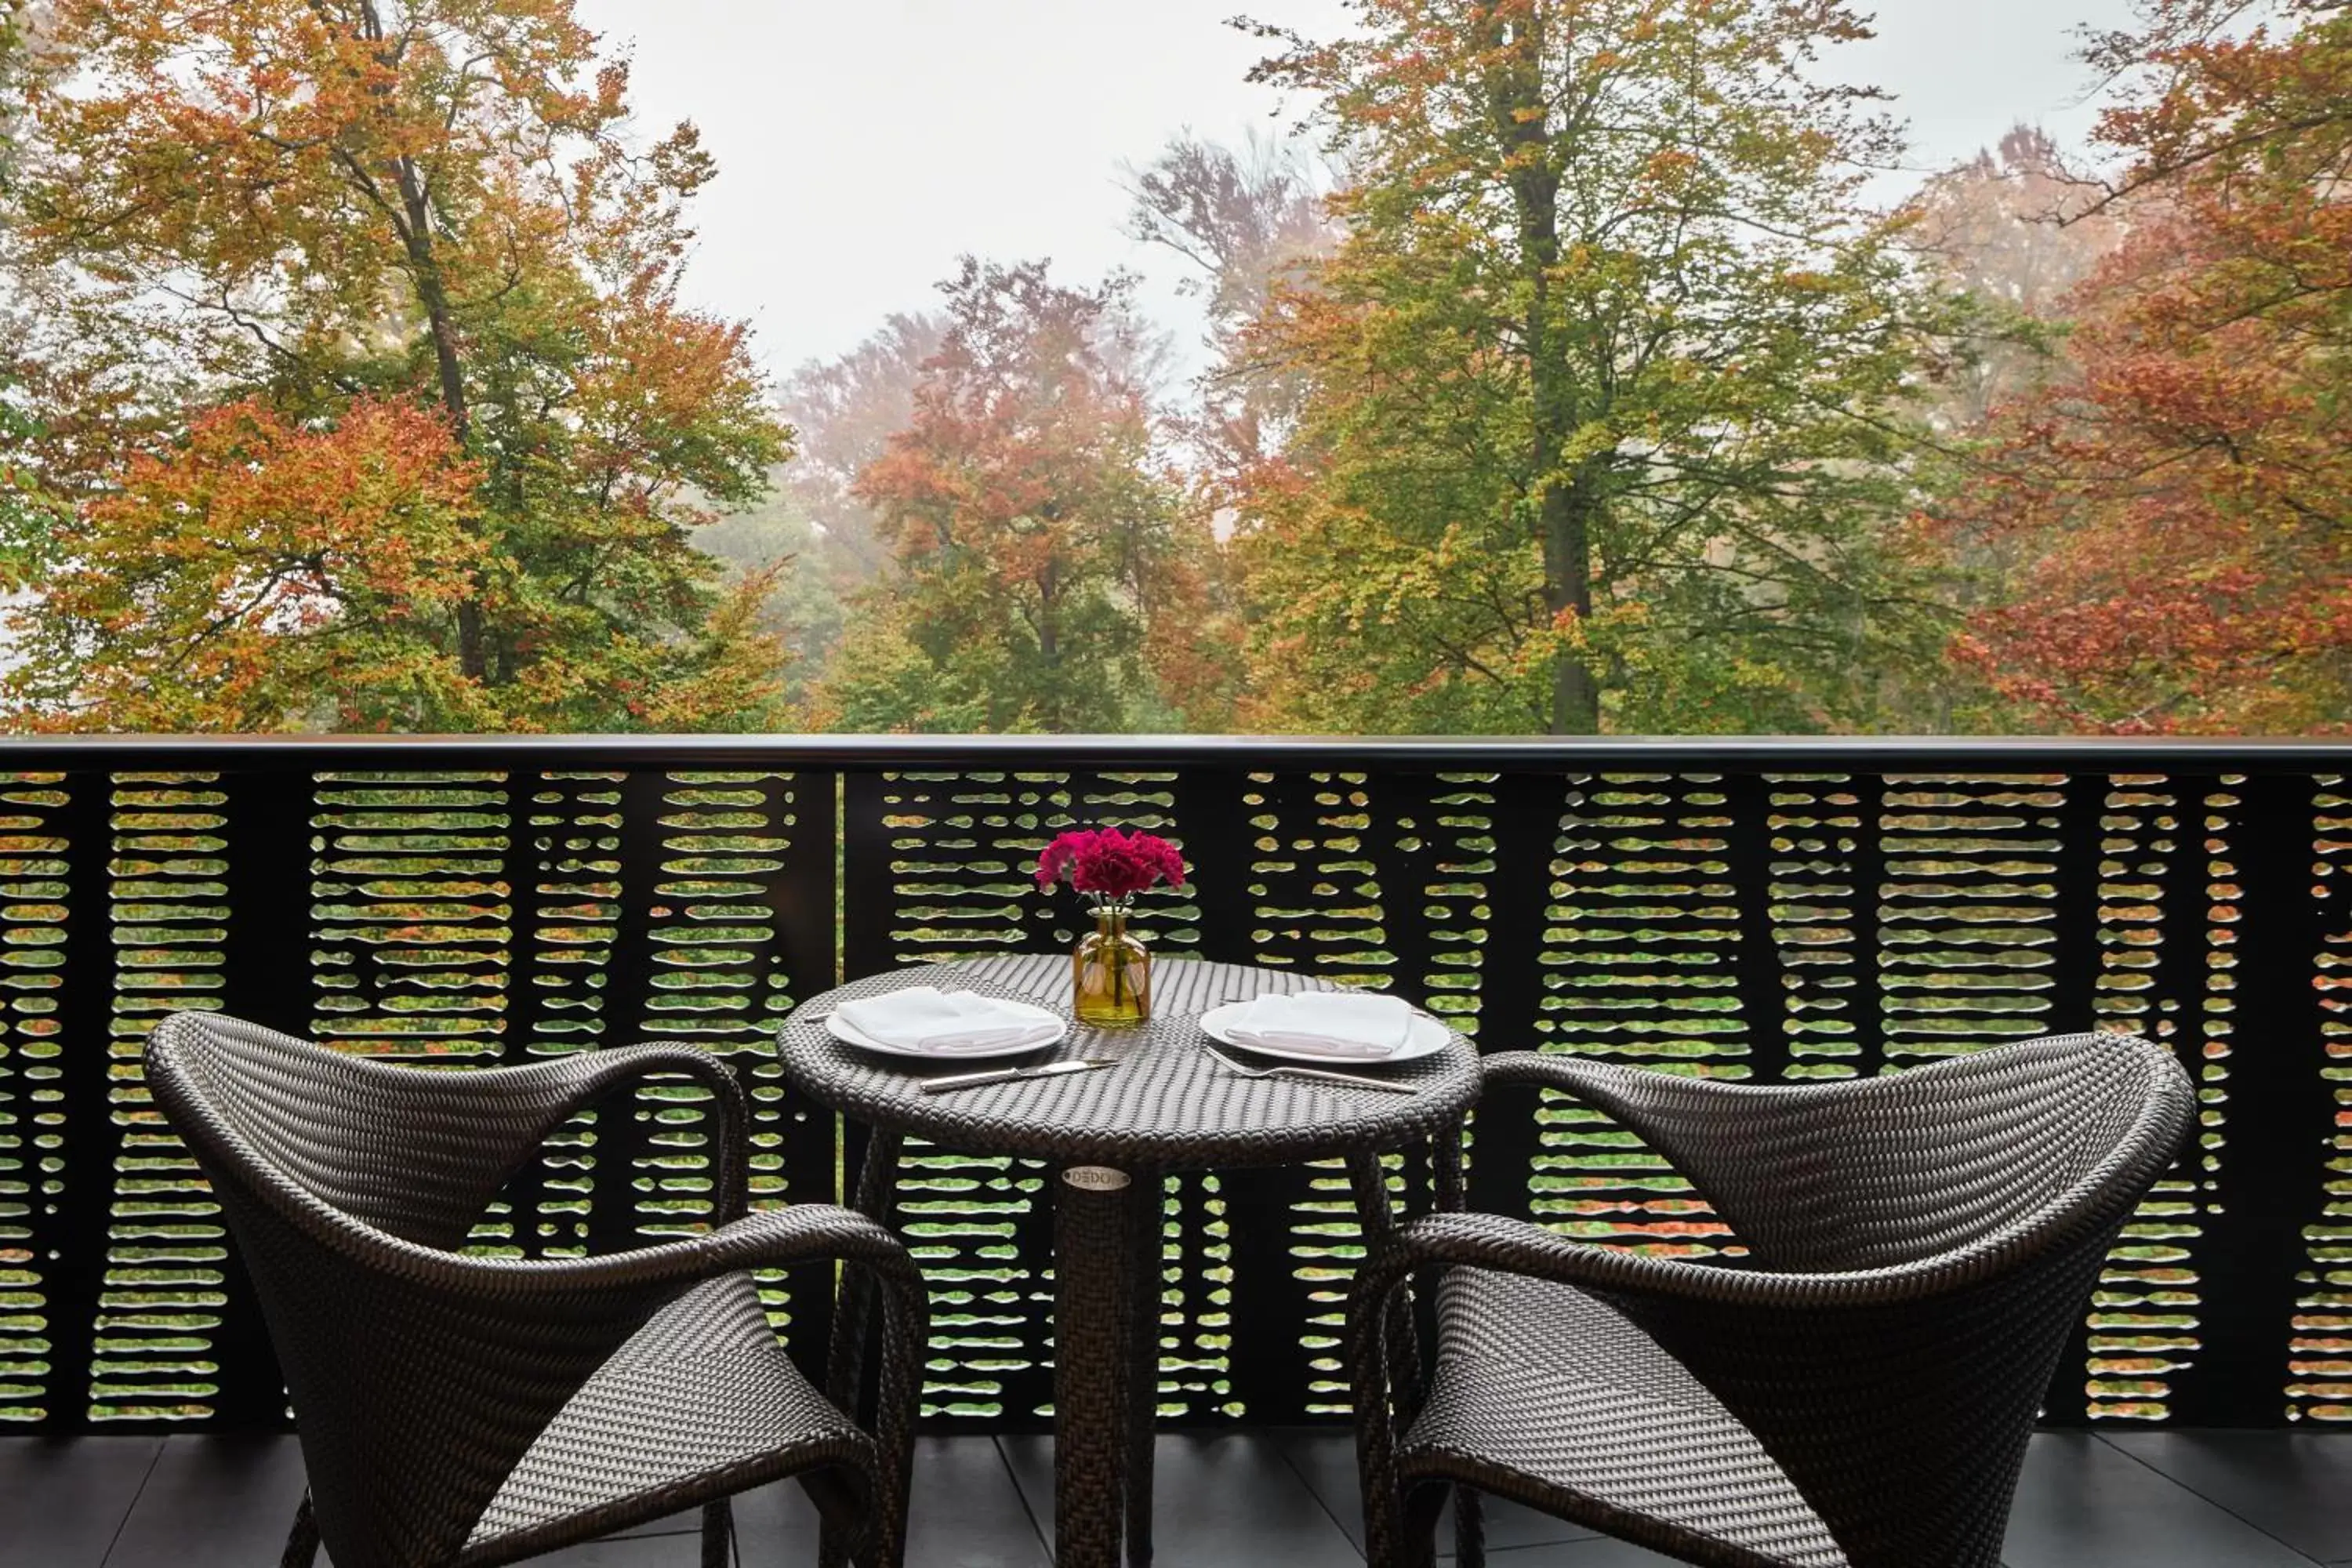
[0,736,2343,1432]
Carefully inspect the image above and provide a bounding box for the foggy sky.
[570,0,2142,381]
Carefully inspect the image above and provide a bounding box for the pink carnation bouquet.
[1034,826,1186,913]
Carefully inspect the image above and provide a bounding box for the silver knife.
[920,1058,1119,1094]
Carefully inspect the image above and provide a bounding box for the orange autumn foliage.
[822,260,1236,733]
[1936,1,2352,733]
[13,400,486,730]
[1,0,791,732]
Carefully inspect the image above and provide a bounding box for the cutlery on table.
[1200,1043,1420,1094]
[920,1058,1119,1094]
[1210,995,1454,1028]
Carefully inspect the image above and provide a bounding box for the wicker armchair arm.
[1355,1209,1957,1317]
[288,1198,924,1454]
[1481,1048,1840,1117]
[347,1201,920,1304]
[1478,1040,2190,1276]
[160,1027,756,1247]
[505,1044,753,1221]
[1476,1050,1853,1264]
[632,1204,923,1300]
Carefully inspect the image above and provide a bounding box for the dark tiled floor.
[4,1427,2349,1566]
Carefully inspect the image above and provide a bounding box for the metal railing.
[0,734,2343,1432]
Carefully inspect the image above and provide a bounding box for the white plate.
[825,1000,1068,1062]
[1196,1000,1450,1065]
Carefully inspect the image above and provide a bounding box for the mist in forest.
[574,0,2142,379]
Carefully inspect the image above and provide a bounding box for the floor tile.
[2004,1432,2318,1568]
[525,1538,703,1566]
[1474,1542,1679,1566]
[610,1519,706,1541]
[715,1470,820,1562]
[110,1439,733,1565]
[735,1436,1047,1568]
[5,1432,1035,1568]
[1002,1429,1362,1567]
[105,1435,308,1567]
[903,1437,1050,1568]
[601,1506,709,1541]
[0,1435,161,1568]
[1271,1425,1601,1555]
[324,1515,716,1564]
[18,1424,2347,1567]
[2100,1431,2352,1565]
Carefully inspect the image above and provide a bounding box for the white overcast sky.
[571,0,2140,381]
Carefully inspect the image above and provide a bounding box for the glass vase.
[1073,906,1151,1027]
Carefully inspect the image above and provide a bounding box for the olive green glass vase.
[1073,906,1150,1026]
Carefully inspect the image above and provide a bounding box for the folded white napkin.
[1225,992,1414,1059]
[834,987,1061,1054]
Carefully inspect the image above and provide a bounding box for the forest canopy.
[0,0,2340,735]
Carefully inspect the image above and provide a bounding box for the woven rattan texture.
[1410,1269,1846,1567]
[1353,1032,2197,1568]
[778,955,1480,1167]
[1051,1170,1138,1564]
[466,1274,865,1551]
[143,1011,925,1568]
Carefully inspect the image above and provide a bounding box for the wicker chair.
[1350,1031,2195,1568]
[144,1011,927,1568]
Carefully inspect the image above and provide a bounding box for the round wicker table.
[776,954,1480,1568]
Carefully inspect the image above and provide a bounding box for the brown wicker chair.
[1349,1031,2195,1568]
[145,1011,927,1568]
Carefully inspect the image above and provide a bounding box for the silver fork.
[1200,1043,1420,1094]
[1208,994,1454,1029]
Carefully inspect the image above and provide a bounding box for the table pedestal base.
[1056,1164,1142,1568]
[1048,1157,1410,1568]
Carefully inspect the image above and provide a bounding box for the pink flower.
[1035,827,1186,900]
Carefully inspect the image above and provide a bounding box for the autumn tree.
[776,314,948,581]
[1933,0,2352,733]
[1232,0,1965,735]
[1128,133,1339,476]
[1908,125,2123,429]
[16,399,485,729]
[817,260,1231,733]
[1849,125,2128,731]
[693,315,949,695]
[0,0,789,731]
[0,1,34,185]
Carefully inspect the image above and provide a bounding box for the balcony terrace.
[1,734,2348,1566]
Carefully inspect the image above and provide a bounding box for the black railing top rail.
[0,731,2346,770]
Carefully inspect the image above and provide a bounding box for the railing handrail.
[0,731,2346,770]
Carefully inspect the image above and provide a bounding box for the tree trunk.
[392,157,488,682]
[1484,3,1600,734]
[1544,477,1601,733]
[360,0,488,683]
